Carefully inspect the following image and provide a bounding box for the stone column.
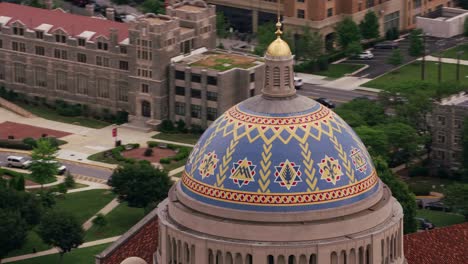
[201,70,208,128]
[252,10,259,33]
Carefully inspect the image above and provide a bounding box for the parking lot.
[341,35,465,78]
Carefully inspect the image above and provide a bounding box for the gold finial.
[275,0,282,38]
[265,0,291,57]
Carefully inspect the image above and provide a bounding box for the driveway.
[341,35,465,78]
[297,83,378,106]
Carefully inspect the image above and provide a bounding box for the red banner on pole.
[112,128,117,137]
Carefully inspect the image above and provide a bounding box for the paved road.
[297,83,378,106]
[341,35,466,78]
[0,152,113,180]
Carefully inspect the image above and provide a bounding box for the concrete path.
[2,236,121,263]
[295,72,329,85]
[148,138,195,148]
[82,198,120,231]
[322,76,373,91]
[418,55,468,65]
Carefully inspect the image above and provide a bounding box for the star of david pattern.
[274,160,302,190]
[350,147,368,173]
[230,158,256,187]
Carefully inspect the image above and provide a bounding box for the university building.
[0,1,264,129]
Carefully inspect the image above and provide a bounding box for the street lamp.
[457,50,465,82]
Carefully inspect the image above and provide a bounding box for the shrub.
[115,111,129,124]
[55,183,68,195]
[22,137,37,148]
[176,119,187,133]
[409,184,431,196]
[189,125,205,134]
[159,158,171,164]
[0,139,33,150]
[160,120,175,133]
[92,213,107,228]
[147,141,159,148]
[64,171,75,188]
[14,175,25,191]
[408,166,429,177]
[144,148,153,157]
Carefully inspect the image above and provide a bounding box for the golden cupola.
[266,21,292,57]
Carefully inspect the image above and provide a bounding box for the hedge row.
[0,137,66,150]
[147,141,191,165]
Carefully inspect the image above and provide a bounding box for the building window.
[273,67,280,87]
[250,73,255,83]
[78,38,86,47]
[454,119,462,129]
[207,107,217,121]
[120,46,127,54]
[54,49,68,60]
[207,76,217,85]
[14,63,26,84]
[366,0,374,8]
[97,78,110,98]
[13,26,24,36]
[437,132,446,144]
[119,61,129,71]
[297,9,305,19]
[76,75,89,95]
[191,89,201,99]
[191,104,201,119]
[436,150,445,160]
[96,56,110,67]
[175,102,185,116]
[0,62,5,80]
[56,71,68,91]
[250,88,255,97]
[36,31,44,39]
[77,53,87,63]
[0,39,2,49]
[136,38,152,60]
[137,68,152,78]
[175,71,185,80]
[97,41,108,50]
[414,0,422,8]
[55,33,67,43]
[35,67,47,87]
[35,46,45,56]
[437,115,446,126]
[141,83,149,93]
[327,8,333,17]
[191,74,201,83]
[175,86,185,96]
[454,135,461,145]
[12,42,26,52]
[118,82,128,102]
[384,11,400,33]
[207,91,217,101]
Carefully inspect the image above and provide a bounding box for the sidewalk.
[418,55,468,65]
[295,72,329,85]
[2,236,121,263]
[82,198,120,231]
[322,76,373,91]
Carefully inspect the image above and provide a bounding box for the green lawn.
[6,230,51,257]
[314,64,365,78]
[17,103,111,129]
[416,209,466,227]
[0,168,56,185]
[438,44,468,60]
[152,132,200,145]
[365,62,468,90]
[84,203,145,242]
[9,243,111,264]
[404,177,461,195]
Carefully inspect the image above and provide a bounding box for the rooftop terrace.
[187,51,262,72]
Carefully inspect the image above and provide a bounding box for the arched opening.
[366,245,371,264]
[265,66,270,86]
[349,249,356,264]
[340,250,347,264]
[184,243,189,264]
[172,239,177,264]
[390,235,394,261]
[141,100,151,117]
[393,234,397,259]
[299,255,307,264]
[268,255,275,264]
[284,66,290,86]
[273,67,280,87]
[216,250,223,264]
[386,237,390,262]
[381,239,384,263]
[358,247,364,264]
[278,255,286,264]
[225,252,233,264]
[235,253,243,264]
[167,235,172,264]
[208,249,214,264]
[309,254,317,264]
[331,251,338,264]
[245,254,252,264]
[288,255,296,264]
[191,245,195,264]
[177,240,182,264]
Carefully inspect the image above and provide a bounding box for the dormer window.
[36,31,43,39]
[55,33,67,43]
[13,26,24,36]
[97,41,108,50]
[78,38,86,47]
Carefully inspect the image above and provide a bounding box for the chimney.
[109,28,118,46]
[44,0,53,10]
[85,4,95,16]
[106,8,115,21]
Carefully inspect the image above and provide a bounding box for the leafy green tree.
[38,210,84,264]
[30,138,59,187]
[345,41,363,56]
[92,213,107,228]
[56,183,68,196]
[141,0,165,15]
[108,161,172,208]
[377,122,421,165]
[354,126,389,158]
[64,171,75,189]
[0,209,28,262]
[0,188,42,227]
[374,158,417,234]
[409,29,424,57]
[216,12,229,38]
[443,183,468,220]
[335,98,387,126]
[15,174,25,191]
[359,11,380,39]
[387,49,403,67]
[335,16,361,50]
[254,22,276,56]
[295,26,323,61]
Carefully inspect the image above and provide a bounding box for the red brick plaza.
[0,121,71,139]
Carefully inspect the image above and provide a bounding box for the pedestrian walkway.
[322,76,373,91]
[149,138,195,148]
[2,236,121,263]
[418,55,468,65]
[295,72,329,85]
[82,198,120,231]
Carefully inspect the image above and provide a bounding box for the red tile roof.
[0,3,129,42]
[404,223,468,264]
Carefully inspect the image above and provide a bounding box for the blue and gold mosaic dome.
[181,97,380,212]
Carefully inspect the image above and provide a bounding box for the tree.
[254,22,276,56]
[15,175,25,191]
[443,183,468,220]
[377,122,422,166]
[108,161,172,208]
[387,49,403,67]
[141,0,165,15]
[216,12,229,38]
[0,209,27,262]
[354,126,389,159]
[335,16,361,50]
[92,213,107,228]
[30,138,59,187]
[38,210,84,264]
[373,158,417,234]
[359,11,380,39]
[295,26,323,61]
[345,41,363,56]
[64,171,75,189]
[408,29,424,57]
[335,98,387,126]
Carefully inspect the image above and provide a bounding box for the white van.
[6,156,32,168]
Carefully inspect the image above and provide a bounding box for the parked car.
[294,77,303,89]
[31,160,67,175]
[425,201,451,212]
[316,98,335,109]
[6,156,32,169]
[416,199,423,209]
[415,217,435,230]
[374,41,399,49]
[357,50,374,59]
